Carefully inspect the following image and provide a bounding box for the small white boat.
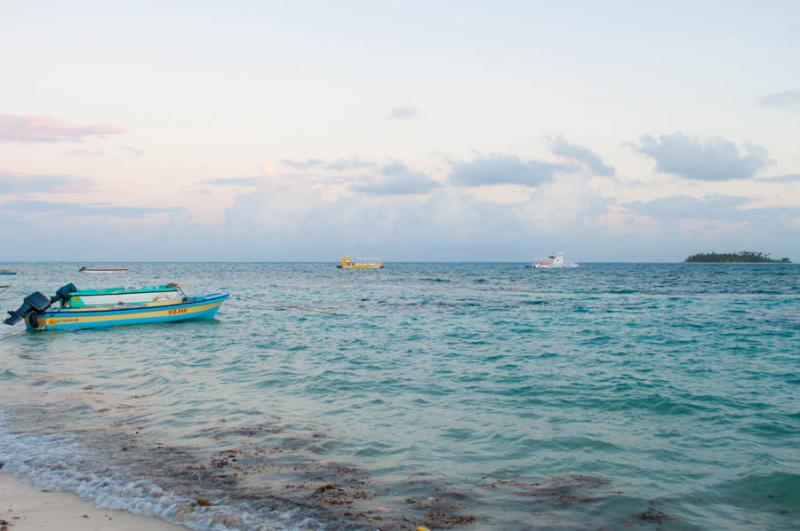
[80,266,128,274]
[534,252,578,269]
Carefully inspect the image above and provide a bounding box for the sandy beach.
[0,472,183,531]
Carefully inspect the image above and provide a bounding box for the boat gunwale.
[73,285,180,296]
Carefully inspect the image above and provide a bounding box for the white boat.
[80,266,128,274]
[534,252,578,269]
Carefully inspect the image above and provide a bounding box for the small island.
[685,251,791,263]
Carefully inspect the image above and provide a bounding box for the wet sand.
[0,472,183,531]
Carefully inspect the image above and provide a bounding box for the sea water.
[0,263,797,530]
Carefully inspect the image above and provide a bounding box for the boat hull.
[533,252,577,269]
[26,293,228,331]
[338,264,384,269]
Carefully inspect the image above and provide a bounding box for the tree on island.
[685,251,791,263]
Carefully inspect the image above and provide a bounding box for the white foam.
[0,413,322,530]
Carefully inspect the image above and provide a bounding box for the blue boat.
[4,283,228,331]
[0,270,17,275]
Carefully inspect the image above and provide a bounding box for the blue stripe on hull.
[41,305,224,331]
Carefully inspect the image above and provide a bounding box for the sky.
[1,0,799,261]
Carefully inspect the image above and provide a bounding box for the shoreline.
[0,471,183,531]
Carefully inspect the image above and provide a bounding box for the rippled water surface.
[0,262,798,529]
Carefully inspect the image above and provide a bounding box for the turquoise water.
[0,263,798,529]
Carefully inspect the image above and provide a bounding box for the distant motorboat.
[534,252,578,269]
[337,256,384,269]
[0,270,17,275]
[80,266,128,274]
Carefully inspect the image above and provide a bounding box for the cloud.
[762,174,800,183]
[351,161,439,195]
[625,195,750,220]
[449,154,571,187]
[0,170,93,194]
[624,194,798,222]
[116,145,143,157]
[0,146,795,261]
[208,170,614,261]
[66,145,143,158]
[634,132,769,181]
[0,165,796,261]
[65,148,105,157]
[281,158,374,172]
[759,90,800,111]
[550,137,615,176]
[0,114,127,142]
[620,194,800,256]
[1,199,174,218]
[386,106,418,120]
[518,173,613,233]
[202,177,261,187]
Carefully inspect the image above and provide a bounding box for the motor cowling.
[53,283,78,306]
[4,291,52,326]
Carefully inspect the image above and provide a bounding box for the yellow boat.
[337,256,384,269]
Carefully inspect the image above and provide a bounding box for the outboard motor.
[4,291,52,326]
[53,283,78,306]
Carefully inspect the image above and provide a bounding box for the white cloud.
[449,154,573,187]
[635,133,769,181]
[386,106,418,120]
[0,170,93,194]
[760,90,800,111]
[0,114,126,142]
[351,161,439,196]
[550,137,615,176]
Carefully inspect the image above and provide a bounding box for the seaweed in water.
[404,497,478,529]
[623,501,677,526]
[479,474,620,505]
